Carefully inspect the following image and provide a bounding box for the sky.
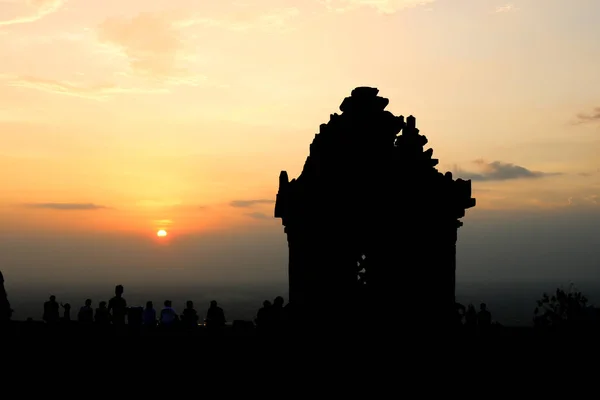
[1,0,600,309]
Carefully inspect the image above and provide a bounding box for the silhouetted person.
[181,300,199,329]
[455,302,466,328]
[95,301,110,325]
[477,303,492,330]
[43,295,60,324]
[205,300,226,330]
[108,285,127,325]
[78,299,94,323]
[465,304,477,333]
[272,296,285,326]
[60,302,71,321]
[0,271,13,324]
[160,300,178,327]
[255,300,273,332]
[143,301,156,328]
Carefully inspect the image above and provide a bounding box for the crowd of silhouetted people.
[10,284,292,336]
[455,302,497,334]
[33,285,232,335]
[3,274,505,337]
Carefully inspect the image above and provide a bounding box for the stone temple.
[274,87,475,330]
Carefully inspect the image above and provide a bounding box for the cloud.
[578,171,595,177]
[455,160,561,182]
[230,199,275,208]
[495,4,518,13]
[568,195,598,207]
[95,12,225,87]
[2,75,168,100]
[575,107,600,124]
[245,212,272,220]
[97,12,196,79]
[177,7,300,33]
[96,8,300,82]
[586,195,599,205]
[24,202,108,210]
[0,0,65,26]
[167,204,210,212]
[319,0,435,14]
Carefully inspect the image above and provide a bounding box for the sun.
[157,229,167,237]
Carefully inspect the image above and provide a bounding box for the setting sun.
[157,229,167,237]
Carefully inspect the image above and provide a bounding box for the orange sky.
[1,0,599,238]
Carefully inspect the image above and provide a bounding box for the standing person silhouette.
[43,295,60,324]
[78,299,94,323]
[108,285,127,326]
[255,300,273,332]
[477,303,492,333]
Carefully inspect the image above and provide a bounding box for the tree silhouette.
[534,284,590,328]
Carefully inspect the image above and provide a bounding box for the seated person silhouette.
[143,301,156,327]
[95,301,110,325]
[181,300,199,329]
[78,299,94,323]
[160,300,178,327]
[43,295,60,324]
[108,285,127,325]
[205,300,226,329]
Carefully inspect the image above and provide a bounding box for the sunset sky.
[1,0,599,305]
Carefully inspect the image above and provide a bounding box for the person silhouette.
[255,300,273,332]
[78,299,94,323]
[160,300,178,328]
[465,304,477,326]
[95,301,110,325]
[455,302,466,328]
[205,300,226,330]
[61,303,71,321]
[43,295,60,324]
[477,303,492,329]
[108,285,127,325]
[181,300,199,329]
[143,301,156,329]
[272,296,285,328]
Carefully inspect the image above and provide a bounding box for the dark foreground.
[3,320,600,338]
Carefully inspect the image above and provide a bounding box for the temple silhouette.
[275,87,476,330]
